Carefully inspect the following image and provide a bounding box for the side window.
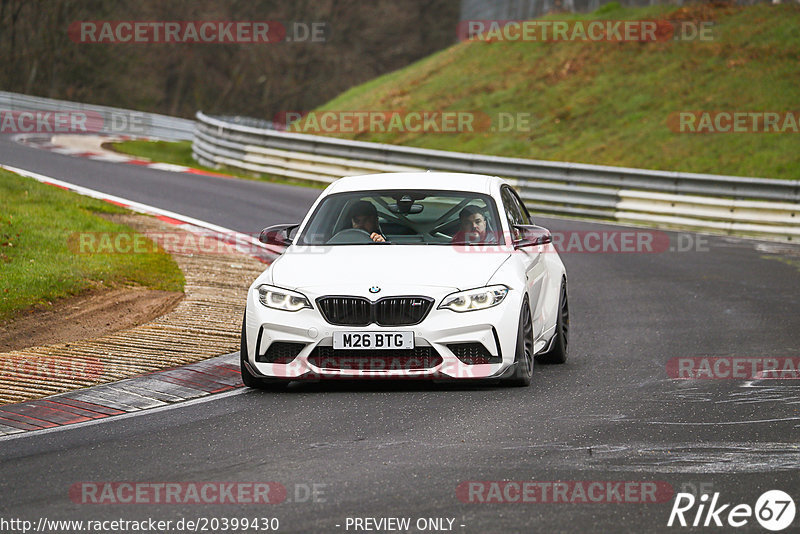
[501,187,524,242]
[510,188,531,225]
[501,187,525,227]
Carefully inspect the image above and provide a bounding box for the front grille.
[316,297,371,326]
[317,296,433,326]
[448,343,500,365]
[257,341,305,364]
[308,345,442,370]
[375,297,432,326]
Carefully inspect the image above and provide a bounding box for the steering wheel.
[326,227,376,244]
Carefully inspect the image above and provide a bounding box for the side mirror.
[512,224,552,249]
[259,224,299,247]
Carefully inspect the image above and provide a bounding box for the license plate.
[333,331,414,350]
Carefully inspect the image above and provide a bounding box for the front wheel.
[502,296,534,387]
[536,279,569,364]
[240,311,289,390]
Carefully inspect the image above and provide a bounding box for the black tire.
[240,312,289,390]
[502,296,534,387]
[536,279,569,364]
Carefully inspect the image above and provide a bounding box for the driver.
[349,200,386,243]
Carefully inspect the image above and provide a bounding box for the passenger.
[451,206,491,244]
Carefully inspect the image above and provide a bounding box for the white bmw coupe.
[241,172,568,388]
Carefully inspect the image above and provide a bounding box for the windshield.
[297,189,503,245]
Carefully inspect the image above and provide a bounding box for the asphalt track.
[0,133,799,533]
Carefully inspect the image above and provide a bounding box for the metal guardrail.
[193,111,799,241]
[0,91,194,141]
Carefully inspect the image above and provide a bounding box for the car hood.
[270,245,511,293]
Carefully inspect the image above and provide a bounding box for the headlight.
[257,284,311,311]
[439,285,509,312]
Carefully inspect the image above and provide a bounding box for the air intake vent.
[308,346,442,370]
[447,343,500,365]
[257,341,305,364]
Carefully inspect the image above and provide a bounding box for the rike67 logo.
[668,490,796,531]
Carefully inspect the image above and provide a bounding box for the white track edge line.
[0,163,272,253]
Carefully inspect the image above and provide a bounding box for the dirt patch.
[0,210,265,405]
[0,287,183,352]
[668,1,739,22]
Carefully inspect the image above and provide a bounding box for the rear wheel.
[536,279,568,364]
[502,296,534,387]
[240,311,289,390]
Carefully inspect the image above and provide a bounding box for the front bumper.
[244,288,523,380]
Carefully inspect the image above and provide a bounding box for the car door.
[501,186,547,339]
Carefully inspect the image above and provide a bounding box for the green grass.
[109,140,325,189]
[301,2,800,180]
[110,140,199,167]
[0,169,184,321]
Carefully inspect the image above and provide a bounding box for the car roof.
[324,172,508,195]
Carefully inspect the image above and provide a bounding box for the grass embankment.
[0,169,184,322]
[109,140,324,189]
[108,140,198,168]
[304,2,800,180]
